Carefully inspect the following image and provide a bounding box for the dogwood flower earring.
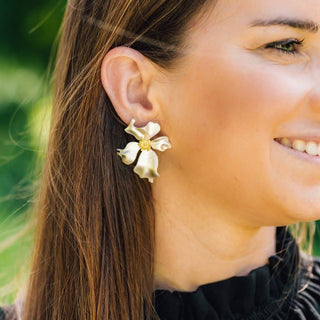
[117,118,172,183]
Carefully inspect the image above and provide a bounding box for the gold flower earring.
[117,119,172,183]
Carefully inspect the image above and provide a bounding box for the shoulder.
[300,251,320,279]
[296,251,320,313]
[0,305,18,320]
[310,254,320,284]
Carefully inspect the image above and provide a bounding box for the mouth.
[273,137,320,164]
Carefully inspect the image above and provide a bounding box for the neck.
[152,175,276,292]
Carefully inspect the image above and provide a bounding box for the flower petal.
[133,150,160,183]
[117,142,140,165]
[150,136,172,152]
[125,118,160,140]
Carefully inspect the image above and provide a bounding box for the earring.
[117,118,172,183]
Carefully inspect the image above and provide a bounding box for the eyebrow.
[249,17,319,33]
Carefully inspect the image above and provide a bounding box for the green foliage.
[0,0,65,216]
[0,0,66,304]
[0,0,65,68]
[0,213,33,305]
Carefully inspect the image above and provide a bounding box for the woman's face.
[157,0,320,225]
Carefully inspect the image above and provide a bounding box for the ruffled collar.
[153,226,302,320]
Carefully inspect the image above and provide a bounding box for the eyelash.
[264,38,305,56]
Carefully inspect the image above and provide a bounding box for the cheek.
[172,52,305,160]
[202,58,305,137]
[164,51,312,215]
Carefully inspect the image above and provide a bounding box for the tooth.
[318,143,320,156]
[280,137,291,147]
[292,139,306,152]
[305,141,318,156]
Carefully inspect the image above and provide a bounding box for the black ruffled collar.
[153,226,302,320]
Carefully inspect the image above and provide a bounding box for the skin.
[101,0,320,292]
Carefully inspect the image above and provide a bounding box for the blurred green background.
[0,0,65,303]
[0,0,320,306]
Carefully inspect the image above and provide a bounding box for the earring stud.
[117,119,172,183]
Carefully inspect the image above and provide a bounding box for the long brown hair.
[20,1,216,319]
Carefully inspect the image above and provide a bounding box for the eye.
[264,38,305,56]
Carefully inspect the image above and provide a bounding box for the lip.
[273,139,320,165]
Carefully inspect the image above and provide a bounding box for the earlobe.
[100,46,158,126]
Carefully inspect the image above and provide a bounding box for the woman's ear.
[100,46,160,126]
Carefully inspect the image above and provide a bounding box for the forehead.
[196,0,320,29]
[184,0,320,53]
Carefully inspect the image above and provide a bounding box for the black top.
[153,226,320,320]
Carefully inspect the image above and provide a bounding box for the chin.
[276,205,320,225]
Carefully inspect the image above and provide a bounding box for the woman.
[1,0,320,319]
